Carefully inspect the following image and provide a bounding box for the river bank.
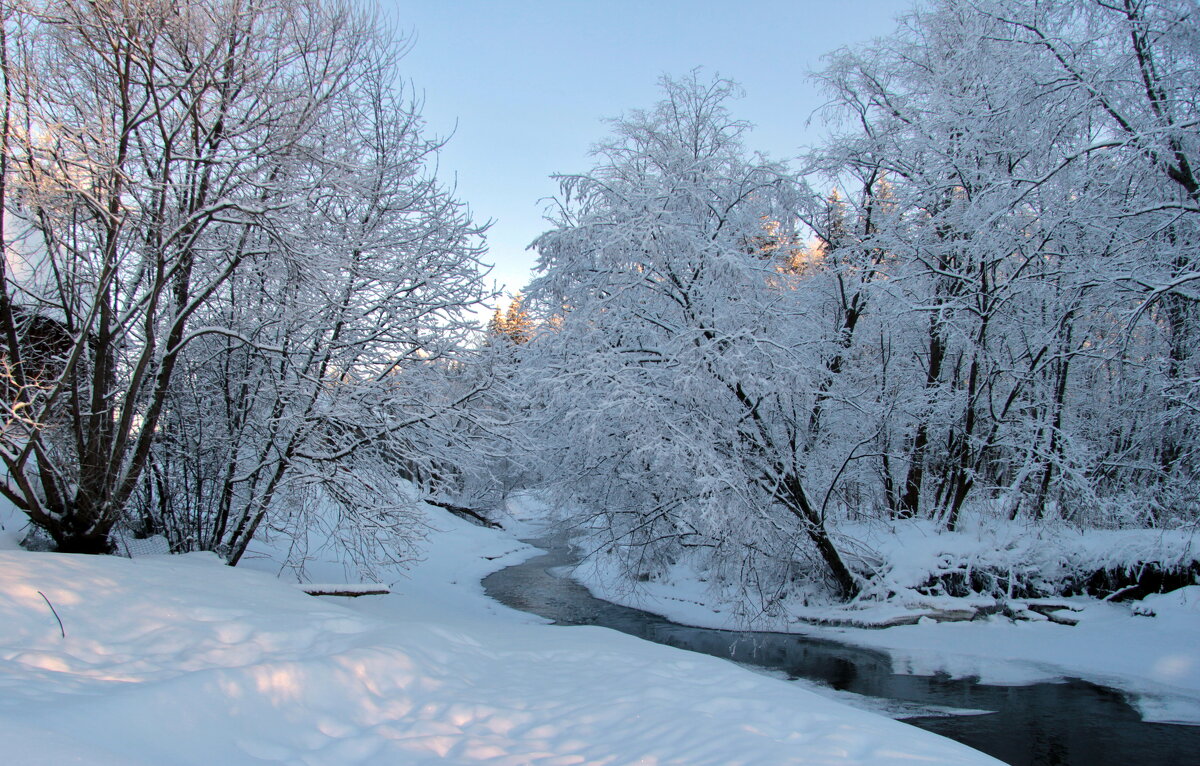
[0,503,998,765]
[482,529,1200,765]
[530,508,1200,727]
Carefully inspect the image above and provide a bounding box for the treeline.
[508,0,1200,601]
[5,0,1197,598]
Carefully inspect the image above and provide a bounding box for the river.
[482,533,1200,766]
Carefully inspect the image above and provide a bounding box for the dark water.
[483,535,1200,766]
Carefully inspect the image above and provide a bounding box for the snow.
[0,505,997,765]
[565,515,1200,727]
[848,519,1200,601]
[816,593,1200,725]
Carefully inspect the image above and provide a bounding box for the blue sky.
[390,1,906,298]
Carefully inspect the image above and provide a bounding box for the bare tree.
[0,0,490,556]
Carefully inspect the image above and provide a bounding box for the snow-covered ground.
[553,506,1200,728]
[0,506,998,765]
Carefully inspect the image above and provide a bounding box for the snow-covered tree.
[520,1,1200,610]
[524,74,860,601]
[0,0,491,558]
[810,0,1200,527]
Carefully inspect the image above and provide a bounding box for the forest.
[508,0,1200,610]
[2,0,1198,612]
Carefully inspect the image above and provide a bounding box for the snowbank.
[852,520,1200,601]
[0,506,997,764]
[569,518,1200,725]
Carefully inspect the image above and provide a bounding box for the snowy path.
[0,511,998,764]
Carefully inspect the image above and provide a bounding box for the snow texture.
[0,506,998,765]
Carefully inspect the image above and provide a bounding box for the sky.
[389,1,907,299]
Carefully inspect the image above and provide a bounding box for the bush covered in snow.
[855,522,1200,603]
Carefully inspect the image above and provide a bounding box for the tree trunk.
[898,313,945,518]
[774,470,860,600]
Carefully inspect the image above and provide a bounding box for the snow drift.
[0,509,998,765]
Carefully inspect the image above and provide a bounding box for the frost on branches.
[524,74,860,601]
[520,0,1200,608]
[0,0,492,566]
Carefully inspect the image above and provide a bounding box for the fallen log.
[300,584,390,597]
[1044,611,1080,626]
[793,607,978,630]
[425,498,501,528]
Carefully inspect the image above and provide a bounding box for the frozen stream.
[483,533,1200,766]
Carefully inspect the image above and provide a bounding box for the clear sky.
[388,1,907,300]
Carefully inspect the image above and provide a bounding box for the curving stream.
[483,533,1200,766]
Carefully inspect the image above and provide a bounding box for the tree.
[524,73,860,601]
[0,0,490,558]
[488,293,532,346]
[809,0,1200,528]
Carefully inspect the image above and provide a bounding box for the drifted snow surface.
[0,510,998,765]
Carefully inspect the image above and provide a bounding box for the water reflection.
[484,535,1200,766]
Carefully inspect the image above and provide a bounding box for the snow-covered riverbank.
[553,508,1200,727]
[0,506,997,765]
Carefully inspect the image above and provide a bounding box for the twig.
[37,591,65,638]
